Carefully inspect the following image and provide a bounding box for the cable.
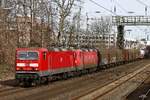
[136,0,150,7]
[89,0,118,16]
[135,26,149,39]
[112,1,128,14]
[114,1,128,13]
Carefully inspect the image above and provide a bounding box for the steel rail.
[73,63,150,100]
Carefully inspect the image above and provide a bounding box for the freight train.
[144,45,150,58]
[15,47,140,86]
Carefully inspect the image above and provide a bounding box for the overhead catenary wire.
[134,26,150,40]
[136,0,149,15]
[114,0,149,39]
[89,0,118,16]
[136,0,150,7]
[90,0,149,40]
[135,0,150,38]
[114,1,128,13]
[136,0,148,7]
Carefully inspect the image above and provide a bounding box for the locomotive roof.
[48,47,80,51]
[16,47,98,52]
[16,48,48,51]
[48,47,97,52]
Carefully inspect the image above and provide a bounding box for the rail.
[73,63,150,100]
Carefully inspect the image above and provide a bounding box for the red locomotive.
[15,47,140,86]
[15,48,100,86]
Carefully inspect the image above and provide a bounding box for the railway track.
[73,62,150,100]
[0,60,149,100]
[127,71,150,100]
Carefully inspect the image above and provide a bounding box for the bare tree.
[90,16,112,47]
[0,0,54,64]
[90,17,111,35]
[53,0,80,45]
[0,0,85,66]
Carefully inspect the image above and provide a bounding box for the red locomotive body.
[48,49,80,74]
[15,48,99,85]
[16,48,49,80]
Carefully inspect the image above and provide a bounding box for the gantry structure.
[112,16,150,49]
[112,16,150,26]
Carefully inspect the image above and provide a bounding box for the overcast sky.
[84,0,150,16]
[82,0,150,40]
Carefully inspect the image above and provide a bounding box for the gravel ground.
[126,74,150,100]
[0,60,149,100]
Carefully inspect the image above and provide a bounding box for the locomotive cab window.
[17,51,38,60]
[43,52,47,60]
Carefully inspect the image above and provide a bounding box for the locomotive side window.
[43,52,47,60]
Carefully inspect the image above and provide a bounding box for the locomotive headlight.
[17,63,26,67]
[29,63,38,67]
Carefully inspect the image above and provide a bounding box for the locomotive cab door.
[80,52,84,69]
[48,53,52,73]
[41,51,48,72]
